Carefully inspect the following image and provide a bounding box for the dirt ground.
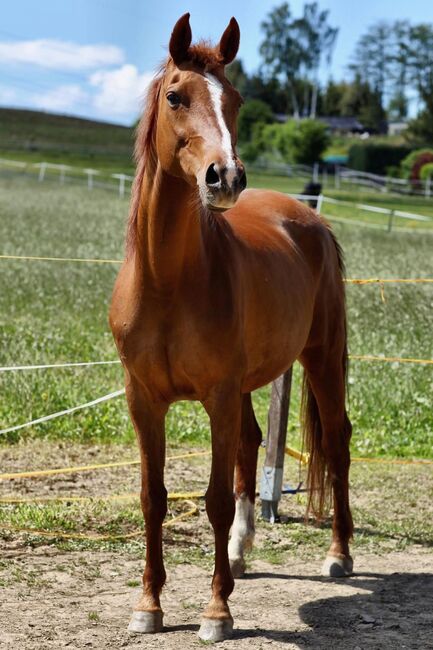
[1,443,432,649]
[1,544,432,649]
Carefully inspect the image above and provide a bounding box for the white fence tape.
[321,195,432,224]
[0,360,121,372]
[0,389,125,436]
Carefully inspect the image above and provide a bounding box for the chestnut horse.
[110,13,353,642]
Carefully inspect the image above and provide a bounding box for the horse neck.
[133,160,202,292]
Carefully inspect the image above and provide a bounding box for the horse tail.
[301,227,349,520]
[301,373,331,520]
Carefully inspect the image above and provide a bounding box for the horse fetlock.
[321,554,354,578]
[198,616,234,642]
[228,495,255,564]
[229,555,246,579]
[128,609,164,634]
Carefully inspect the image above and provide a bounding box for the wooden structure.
[260,368,293,522]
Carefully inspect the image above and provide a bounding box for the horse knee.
[206,489,235,532]
[140,485,167,523]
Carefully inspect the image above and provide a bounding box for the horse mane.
[126,42,221,257]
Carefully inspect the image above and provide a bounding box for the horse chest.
[122,312,239,401]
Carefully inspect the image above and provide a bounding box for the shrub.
[281,119,330,164]
[238,99,274,143]
[400,149,433,182]
[245,119,329,165]
[348,144,412,175]
[405,110,433,145]
[420,162,433,181]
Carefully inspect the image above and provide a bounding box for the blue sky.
[0,0,430,125]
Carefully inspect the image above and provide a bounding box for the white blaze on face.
[204,72,236,170]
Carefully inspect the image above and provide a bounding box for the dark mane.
[126,43,221,257]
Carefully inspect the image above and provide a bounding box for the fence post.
[37,162,47,182]
[84,169,100,190]
[387,209,395,233]
[59,165,69,184]
[260,367,293,523]
[335,165,340,189]
[112,173,126,198]
[426,174,431,199]
[313,162,319,183]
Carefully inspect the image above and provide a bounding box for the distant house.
[272,114,366,134]
[319,116,365,134]
[388,121,408,136]
[273,113,289,124]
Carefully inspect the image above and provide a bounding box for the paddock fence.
[0,158,432,541]
[3,156,433,202]
[1,157,433,233]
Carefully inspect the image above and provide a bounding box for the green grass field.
[0,174,432,459]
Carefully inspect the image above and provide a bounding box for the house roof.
[319,116,365,131]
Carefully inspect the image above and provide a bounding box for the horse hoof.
[321,554,353,578]
[230,556,246,578]
[128,609,163,634]
[198,617,234,642]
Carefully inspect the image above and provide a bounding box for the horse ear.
[217,17,240,65]
[169,13,192,66]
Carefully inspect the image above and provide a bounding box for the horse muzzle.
[202,161,247,212]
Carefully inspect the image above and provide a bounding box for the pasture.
[0,173,432,648]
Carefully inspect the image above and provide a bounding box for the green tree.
[321,80,348,116]
[226,59,248,97]
[245,74,289,114]
[296,2,338,117]
[259,2,338,119]
[349,22,392,105]
[406,24,433,115]
[406,110,433,145]
[251,118,329,164]
[237,99,274,143]
[259,2,304,117]
[340,74,385,132]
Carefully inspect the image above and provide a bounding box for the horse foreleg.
[228,393,262,578]
[124,375,168,634]
[199,384,242,642]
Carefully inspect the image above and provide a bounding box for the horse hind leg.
[228,393,262,578]
[300,348,354,578]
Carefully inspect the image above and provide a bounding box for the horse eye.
[167,92,181,108]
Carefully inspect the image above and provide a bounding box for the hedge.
[348,144,413,175]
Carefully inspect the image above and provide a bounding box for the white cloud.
[32,84,88,112]
[90,64,153,117]
[0,39,124,71]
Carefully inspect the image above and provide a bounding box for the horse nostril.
[205,163,220,186]
[239,170,247,191]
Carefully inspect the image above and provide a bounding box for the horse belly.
[241,280,314,392]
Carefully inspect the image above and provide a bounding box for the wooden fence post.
[387,209,395,233]
[260,367,293,523]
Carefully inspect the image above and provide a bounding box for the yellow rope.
[0,450,211,481]
[285,446,433,466]
[352,456,433,465]
[1,254,433,286]
[345,278,433,284]
[285,446,309,465]
[349,354,433,365]
[0,500,199,542]
[0,490,205,505]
